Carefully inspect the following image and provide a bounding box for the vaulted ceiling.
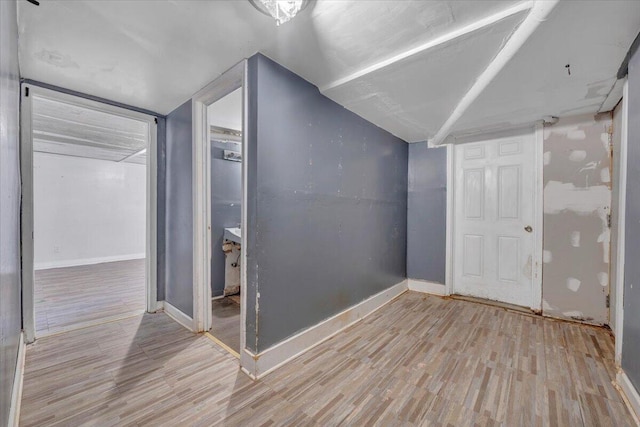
[17,0,640,142]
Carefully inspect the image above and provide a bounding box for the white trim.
[21,84,158,341]
[241,280,408,379]
[447,125,543,310]
[34,253,146,270]
[408,278,446,296]
[191,61,246,345]
[532,122,544,312]
[445,143,454,296]
[617,370,640,424]
[155,300,165,311]
[20,86,35,343]
[240,62,249,360]
[430,0,559,146]
[163,301,194,332]
[320,1,533,92]
[615,79,629,365]
[8,332,25,427]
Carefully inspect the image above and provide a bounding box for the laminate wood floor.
[34,259,146,336]
[210,297,240,354]
[20,291,635,426]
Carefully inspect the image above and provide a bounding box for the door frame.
[445,124,544,311]
[20,84,158,342]
[614,79,629,365]
[191,60,247,357]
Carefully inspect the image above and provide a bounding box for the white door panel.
[454,133,536,307]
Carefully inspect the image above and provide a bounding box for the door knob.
[524,225,533,233]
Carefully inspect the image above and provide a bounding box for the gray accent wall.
[407,143,447,284]
[165,100,193,316]
[623,45,640,391]
[0,0,22,424]
[210,141,242,296]
[245,54,408,352]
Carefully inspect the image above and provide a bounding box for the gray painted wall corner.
[407,142,447,284]
[248,53,408,352]
[164,99,194,317]
[622,44,640,391]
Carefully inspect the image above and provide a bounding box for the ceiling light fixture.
[249,0,310,26]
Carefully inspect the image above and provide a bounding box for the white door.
[453,132,537,308]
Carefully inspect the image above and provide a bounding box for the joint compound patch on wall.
[542,113,612,325]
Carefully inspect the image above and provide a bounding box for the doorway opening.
[191,61,247,362]
[207,89,243,355]
[21,85,157,341]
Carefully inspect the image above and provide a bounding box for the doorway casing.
[444,124,544,311]
[191,61,247,358]
[20,84,158,342]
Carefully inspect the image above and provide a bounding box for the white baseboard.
[617,369,640,424]
[241,280,408,379]
[408,278,446,296]
[155,301,165,312]
[8,332,25,427]
[35,253,145,270]
[163,301,194,332]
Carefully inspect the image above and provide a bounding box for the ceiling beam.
[118,147,147,162]
[430,0,559,147]
[319,1,533,93]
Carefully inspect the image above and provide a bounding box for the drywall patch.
[544,181,610,215]
[569,150,587,162]
[567,277,581,292]
[543,151,551,165]
[543,250,552,263]
[598,272,608,287]
[542,113,611,325]
[570,231,581,247]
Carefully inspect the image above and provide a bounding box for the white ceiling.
[18,1,640,143]
[32,95,149,164]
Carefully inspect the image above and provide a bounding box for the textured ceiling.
[32,95,149,164]
[18,0,640,143]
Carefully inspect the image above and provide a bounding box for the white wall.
[34,152,146,270]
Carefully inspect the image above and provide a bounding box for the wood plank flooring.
[210,297,240,354]
[34,259,146,336]
[20,291,635,426]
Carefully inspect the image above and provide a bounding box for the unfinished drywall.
[407,143,447,284]
[165,100,193,316]
[245,54,408,352]
[0,0,22,424]
[623,44,640,392]
[542,113,611,325]
[33,153,146,269]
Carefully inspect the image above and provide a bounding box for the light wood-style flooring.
[20,292,634,426]
[34,259,146,336]
[210,297,241,354]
